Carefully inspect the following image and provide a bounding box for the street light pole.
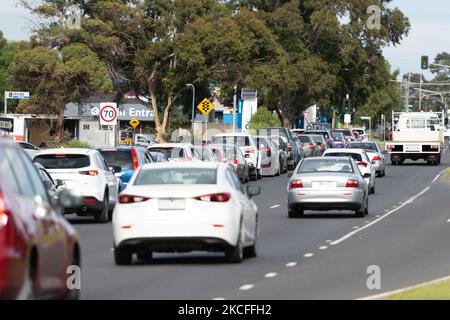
[232,85,237,133]
[4,91,7,115]
[186,84,195,131]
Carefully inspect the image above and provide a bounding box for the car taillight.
[131,148,139,170]
[309,143,315,150]
[0,193,9,231]
[79,170,99,176]
[233,159,239,165]
[431,145,440,149]
[373,155,381,161]
[346,179,359,188]
[262,147,272,157]
[291,179,303,188]
[118,194,151,204]
[357,161,368,167]
[193,193,231,202]
[245,149,255,154]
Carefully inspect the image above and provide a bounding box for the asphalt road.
[71,154,450,299]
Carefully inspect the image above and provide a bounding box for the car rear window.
[324,152,362,162]
[311,135,325,143]
[211,136,250,147]
[347,143,377,151]
[99,150,133,169]
[34,154,90,169]
[134,168,217,185]
[298,136,311,143]
[148,147,184,159]
[299,158,353,173]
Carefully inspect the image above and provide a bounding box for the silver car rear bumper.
[288,189,365,211]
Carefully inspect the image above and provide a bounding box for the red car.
[0,140,81,300]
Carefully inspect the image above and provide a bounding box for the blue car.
[97,146,154,191]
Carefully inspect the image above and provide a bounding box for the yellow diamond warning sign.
[130,118,140,128]
[197,98,214,116]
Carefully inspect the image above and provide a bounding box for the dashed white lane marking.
[326,240,333,243]
[286,262,298,267]
[384,210,389,212]
[270,204,280,209]
[447,219,450,223]
[304,253,314,258]
[353,226,359,229]
[239,284,255,291]
[364,220,371,223]
[264,272,278,278]
[109,248,114,252]
[319,246,328,250]
[212,297,226,300]
[376,215,381,217]
[432,174,440,184]
[331,186,431,246]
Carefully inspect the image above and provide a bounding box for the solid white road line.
[432,174,440,184]
[264,272,278,278]
[358,275,450,300]
[330,186,431,246]
[239,284,255,291]
[304,253,314,258]
[270,204,280,209]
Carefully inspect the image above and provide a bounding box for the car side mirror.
[57,190,83,208]
[110,166,122,174]
[246,185,261,198]
[363,173,371,179]
[55,179,65,187]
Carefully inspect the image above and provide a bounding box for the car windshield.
[299,159,353,173]
[347,143,377,151]
[212,136,250,147]
[134,168,217,185]
[34,154,90,169]
[99,150,133,169]
[324,152,363,162]
[148,147,184,159]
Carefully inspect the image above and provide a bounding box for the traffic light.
[421,55,429,70]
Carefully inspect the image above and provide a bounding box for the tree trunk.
[55,102,66,143]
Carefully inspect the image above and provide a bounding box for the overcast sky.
[1,0,449,80]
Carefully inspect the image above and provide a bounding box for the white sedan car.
[34,148,120,222]
[322,148,376,194]
[113,162,261,265]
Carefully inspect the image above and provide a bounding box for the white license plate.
[159,199,185,211]
[312,181,336,190]
[405,145,420,152]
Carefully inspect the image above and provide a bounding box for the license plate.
[312,181,336,190]
[159,199,185,211]
[405,145,420,152]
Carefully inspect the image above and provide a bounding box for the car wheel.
[257,169,262,180]
[65,249,81,300]
[137,251,153,261]
[364,199,369,216]
[16,262,36,300]
[288,207,304,218]
[244,219,258,258]
[226,225,244,263]
[114,247,132,265]
[95,192,109,223]
[355,203,365,217]
[370,184,375,194]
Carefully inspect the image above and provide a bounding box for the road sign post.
[361,116,372,140]
[4,91,30,115]
[0,117,14,133]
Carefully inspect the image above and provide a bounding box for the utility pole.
[232,85,237,133]
[419,73,423,111]
[405,73,411,111]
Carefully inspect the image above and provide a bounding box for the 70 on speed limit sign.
[99,103,118,126]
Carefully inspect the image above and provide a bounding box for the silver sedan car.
[345,141,386,177]
[287,157,370,218]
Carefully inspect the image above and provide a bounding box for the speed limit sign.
[99,103,118,126]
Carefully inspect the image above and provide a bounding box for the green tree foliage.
[249,107,282,132]
[8,43,112,140]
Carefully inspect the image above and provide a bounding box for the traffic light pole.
[419,73,423,111]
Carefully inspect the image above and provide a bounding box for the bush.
[249,107,282,132]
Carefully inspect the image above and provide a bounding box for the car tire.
[288,208,304,218]
[226,225,244,263]
[355,203,365,218]
[370,185,375,194]
[16,261,36,300]
[137,251,153,261]
[65,249,81,300]
[95,192,109,223]
[114,247,132,265]
[364,199,369,216]
[244,219,258,258]
[257,169,262,180]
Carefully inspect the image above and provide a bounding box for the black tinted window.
[134,168,217,185]
[324,152,363,162]
[347,143,377,151]
[99,151,133,169]
[35,154,91,169]
[148,147,184,159]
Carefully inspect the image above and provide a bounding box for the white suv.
[34,148,120,222]
[211,133,262,181]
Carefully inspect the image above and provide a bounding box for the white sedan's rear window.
[134,168,217,185]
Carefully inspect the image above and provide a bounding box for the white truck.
[387,111,444,165]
